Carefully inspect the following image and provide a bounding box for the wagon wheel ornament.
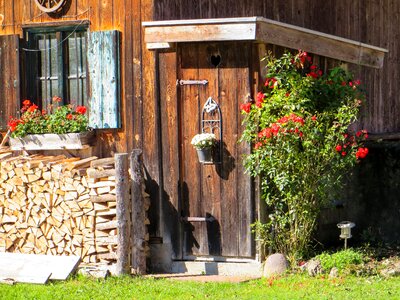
[34,0,65,13]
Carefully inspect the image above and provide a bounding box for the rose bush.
[240,50,368,262]
[8,97,89,137]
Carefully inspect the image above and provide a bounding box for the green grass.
[1,274,400,300]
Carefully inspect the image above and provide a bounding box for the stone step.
[170,261,262,276]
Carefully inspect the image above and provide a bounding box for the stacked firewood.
[0,152,145,264]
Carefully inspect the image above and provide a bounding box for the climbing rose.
[240,102,252,113]
[356,147,369,159]
[255,92,264,108]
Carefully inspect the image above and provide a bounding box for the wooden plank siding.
[153,0,399,134]
[0,0,399,260]
[0,0,143,156]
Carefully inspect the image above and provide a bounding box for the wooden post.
[115,153,131,275]
[130,149,146,275]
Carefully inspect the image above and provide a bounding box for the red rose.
[335,145,342,152]
[341,81,347,86]
[75,106,87,115]
[240,102,252,113]
[310,65,317,70]
[311,115,317,121]
[307,72,318,79]
[255,92,264,108]
[356,147,369,159]
[341,151,347,156]
[254,142,263,149]
[66,114,73,120]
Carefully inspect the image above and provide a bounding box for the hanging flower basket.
[196,148,213,163]
[191,133,216,164]
[9,131,95,150]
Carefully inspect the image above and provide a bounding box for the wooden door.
[178,43,253,259]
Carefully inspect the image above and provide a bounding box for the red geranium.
[27,104,38,112]
[22,99,31,107]
[75,106,87,115]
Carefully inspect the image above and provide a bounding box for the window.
[24,25,88,109]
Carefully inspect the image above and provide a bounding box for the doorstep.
[169,260,262,277]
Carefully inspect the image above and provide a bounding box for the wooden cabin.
[0,1,396,274]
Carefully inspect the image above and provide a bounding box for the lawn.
[1,274,400,300]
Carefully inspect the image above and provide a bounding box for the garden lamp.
[337,221,355,249]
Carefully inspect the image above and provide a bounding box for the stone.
[329,267,339,278]
[307,259,323,277]
[263,253,289,278]
[380,262,400,277]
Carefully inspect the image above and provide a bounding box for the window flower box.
[9,131,95,150]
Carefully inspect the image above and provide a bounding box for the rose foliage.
[8,97,88,137]
[240,51,368,262]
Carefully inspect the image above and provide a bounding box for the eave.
[142,17,388,69]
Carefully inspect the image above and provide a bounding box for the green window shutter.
[87,30,121,129]
[0,35,20,130]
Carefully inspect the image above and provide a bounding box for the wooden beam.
[130,150,146,275]
[115,153,131,276]
[256,18,387,69]
[142,17,387,68]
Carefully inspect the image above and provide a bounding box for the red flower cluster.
[356,147,369,159]
[240,102,252,113]
[75,106,87,115]
[255,113,305,149]
[27,104,39,113]
[298,50,312,65]
[7,118,23,132]
[335,130,369,159]
[277,113,305,126]
[255,92,265,108]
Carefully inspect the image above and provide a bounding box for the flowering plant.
[8,97,89,138]
[240,50,368,262]
[191,133,216,150]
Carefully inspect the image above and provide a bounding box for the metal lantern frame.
[201,97,222,164]
[337,221,355,249]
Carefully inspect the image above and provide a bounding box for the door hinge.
[176,79,208,86]
[181,216,215,222]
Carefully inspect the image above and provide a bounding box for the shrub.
[240,51,368,261]
[315,249,364,272]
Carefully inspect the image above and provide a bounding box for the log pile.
[0,152,149,266]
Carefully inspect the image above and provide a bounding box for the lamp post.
[337,221,355,249]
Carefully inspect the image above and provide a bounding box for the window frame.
[23,22,89,109]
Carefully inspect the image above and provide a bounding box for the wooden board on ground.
[0,252,81,282]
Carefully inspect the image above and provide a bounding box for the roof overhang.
[142,17,388,69]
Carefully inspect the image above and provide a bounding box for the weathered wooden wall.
[1,0,399,247]
[0,0,155,158]
[154,0,398,134]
